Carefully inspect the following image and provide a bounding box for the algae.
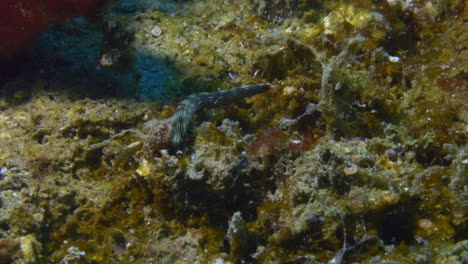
[0,0,466,263]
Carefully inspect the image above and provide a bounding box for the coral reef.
[0,0,466,263]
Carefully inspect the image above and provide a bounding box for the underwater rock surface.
[0,0,112,59]
[0,0,467,263]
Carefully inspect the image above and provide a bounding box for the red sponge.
[0,0,111,59]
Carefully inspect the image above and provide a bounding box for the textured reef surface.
[0,0,466,263]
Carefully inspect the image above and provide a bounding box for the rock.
[0,0,112,59]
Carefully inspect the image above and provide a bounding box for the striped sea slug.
[170,83,270,154]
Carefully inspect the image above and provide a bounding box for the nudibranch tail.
[170,83,270,154]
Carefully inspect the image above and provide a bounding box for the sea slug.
[170,83,270,153]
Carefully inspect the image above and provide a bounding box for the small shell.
[344,164,359,175]
[150,26,162,37]
[282,86,296,95]
[418,218,433,229]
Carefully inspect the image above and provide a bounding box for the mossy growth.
[0,0,466,263]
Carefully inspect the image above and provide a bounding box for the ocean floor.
[0,0,466,263]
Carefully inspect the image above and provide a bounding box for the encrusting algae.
[0,0,467,263]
